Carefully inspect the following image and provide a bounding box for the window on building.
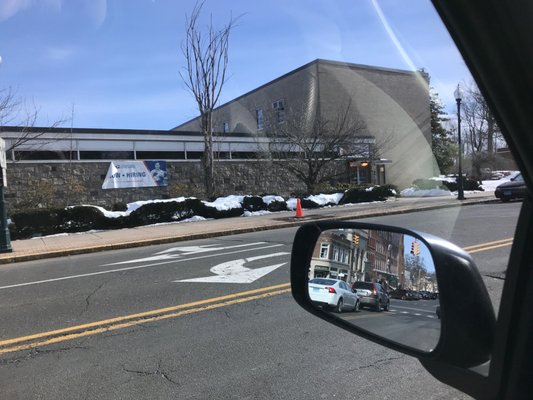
[80,151,134,160]
[256,109,264,130]
[333,246,339,262]
[136,151,185,160]
[272,99,285,124]
[341,249,348,264]
[13,151,77,161]
[319,243,329,259]
[223,121,229,133]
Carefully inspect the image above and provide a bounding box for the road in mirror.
[308,228,440,352]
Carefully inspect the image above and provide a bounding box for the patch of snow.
[125,197,188,214]
[400,187,453,197]
[243,210,272,217]
[262,195,285,205]
[31,232,69,239]
[287,198,298,210]
[180,215,208,223]
[73,197,191,219]
[481,171,519,191]
[430,175,455,183]
[84,205,129,219]
[306,193,344,206]
[148,216,209,226]
[203,195,245,211]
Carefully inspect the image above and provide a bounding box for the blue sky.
[0,0,471,130]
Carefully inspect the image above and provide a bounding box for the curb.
[0,196,499,264]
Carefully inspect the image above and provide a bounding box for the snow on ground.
[243,210,272,217]
[39,174,514,239]
[262,195,285,205]
[481,171,519,191]
[203,195,245,211]
[402,171,520,197]
[286,198,298,210]
[306,193,344,206]
[400,188,453,197]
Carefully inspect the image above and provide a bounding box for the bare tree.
[0,87,18,126]
[180,1,238,198]
[265,103,370,194]
[461,82,502,178]
[0,87,66,156]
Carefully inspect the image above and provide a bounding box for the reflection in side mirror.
[308,228,440,352]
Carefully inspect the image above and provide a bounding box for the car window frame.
[426,1,533,398]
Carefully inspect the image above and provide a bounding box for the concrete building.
[366,230,404,289]
[309,231,354,281]
[175,59,433,188]
[0,126,266,162]
[0,59,432,210]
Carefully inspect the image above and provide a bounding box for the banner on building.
[102,161,167,189]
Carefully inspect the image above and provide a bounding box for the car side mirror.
[291,221,496,368]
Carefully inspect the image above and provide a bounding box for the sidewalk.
[0,192,498,264]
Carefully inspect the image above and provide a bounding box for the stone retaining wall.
[5,160,347,212]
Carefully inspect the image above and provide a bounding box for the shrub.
[339,185,397,204]
[194,202,244,219]
[130,200,200,226]
[412,179,447,190]
[339,188,374,204]
[242,196,267,212]
[300,198,321,209]
[10,208,63,239]
[370,185,398,200]
[267,200,288,212]
[59,206,106,233]
[112,202,128,212]
[442,178,484,192]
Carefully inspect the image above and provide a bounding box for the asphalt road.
[340,299,440,352]
[0,202,520,399]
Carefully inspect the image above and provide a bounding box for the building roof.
[172,58,417,130]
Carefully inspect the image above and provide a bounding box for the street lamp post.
[454,84,465,200]
[0,56,12,253]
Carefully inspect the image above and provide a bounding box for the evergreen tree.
[430,90,456,174]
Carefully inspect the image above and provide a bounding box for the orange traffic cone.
[295,198,304,218]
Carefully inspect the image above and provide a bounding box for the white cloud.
[44,46,78,62]
[0,0,31,21]
[83,0,106,29]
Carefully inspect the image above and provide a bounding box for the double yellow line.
[463,237,514,254]
[0,283,291,355]
[0,237,515,355]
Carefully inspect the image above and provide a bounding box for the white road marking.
[0,244,287,290]
[175,252,289,284]
[103,242,269,266]
[154,242,266,255]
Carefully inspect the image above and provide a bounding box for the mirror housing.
[291,221,496,368]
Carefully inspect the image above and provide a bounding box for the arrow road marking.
[102,242,272,266]
[0,245,286,291]
[175,252,289,284]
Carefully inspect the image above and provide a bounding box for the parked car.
[351,281,390,311]
[409,290,422,300]
[495,173,527,202]
[308,278,359,313]
[389,289,415,300]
